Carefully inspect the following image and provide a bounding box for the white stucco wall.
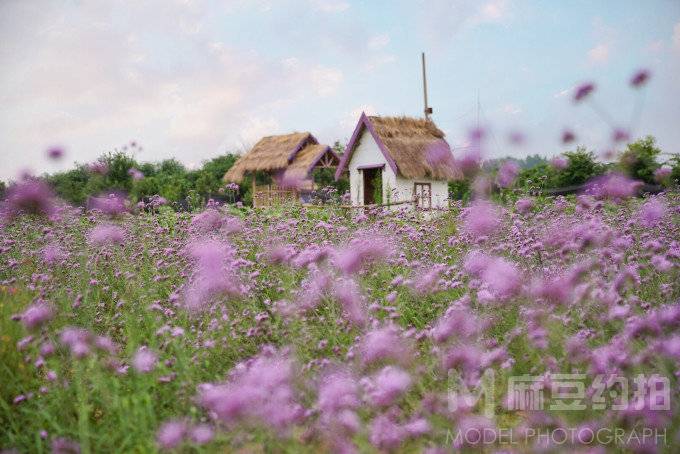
[347,130,450,209]
[392,175,450,209]
[347,130,392,206]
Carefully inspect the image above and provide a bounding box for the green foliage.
[555,147,606,187]
[312,167,334,189]
[0,181,5,199]
[102,152,138,191]
[313,168,348,195]
[484,154,548,172]
[452,146,613,198]
[43,152,247,208]
[7,140,355,209]
[47,166,92,206]
[618,135,661,184]
[46,152,137,205]
[520,154,549,169]
[373,171,383,205]
[185,189,203,211]
[448,179,471,202]
[515,147,610,192]
[516,162,557,191]
[331,140,345,156]
[157,159,185,176]
[668,154,680,186]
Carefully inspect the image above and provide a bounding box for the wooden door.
[362,168,379,205]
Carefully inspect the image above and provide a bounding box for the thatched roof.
[224,132,316,183]
[335,113,461,181]
[282,144,337,179]
[224,132,337,183]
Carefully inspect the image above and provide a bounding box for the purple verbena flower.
[156,420,187,450]
[20,303,54,330]
[87,224,125,246]
[496,161,520,188]
[573,82,595,102]
[132,346,157,373]
[630,69,650,88]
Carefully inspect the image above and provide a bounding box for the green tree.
[47,166,91,205]
[193,171,218,199]
[312,168,348,195]
[448,179,471,202]
[668,154,680,186]
[555,147,606,187]
[618,135,661,184]
[202,155,239,182]
[158,159,185,175]
[522,154,549,169]
[191,154,240,200]
[517,162,558,191]
[157,173,191,203]
[137,162,158,178]
[130,175,161,201]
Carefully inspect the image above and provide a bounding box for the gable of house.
[335,113,460,182]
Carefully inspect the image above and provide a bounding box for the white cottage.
[335,113,460,209]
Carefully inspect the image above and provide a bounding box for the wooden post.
[252,174,257,208]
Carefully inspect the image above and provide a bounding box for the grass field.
[1,191,679,453]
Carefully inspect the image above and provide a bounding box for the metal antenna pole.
[422,52,432,120]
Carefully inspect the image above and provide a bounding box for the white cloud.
[421,0,513,45]
[0,1,353,179]
[363,54,397,72]
[587,43,610,64]
[280,59,344,97]
[647,39,664,54]
[368,33,390,51]
[553,86,575,98]
[479,0,509,22]
[673,22,680,50]
[282,57,301,70]
[341,104,376,130]
[237,117,281,148]
[500,103,522,115]
[310,66,344,97]
[309,0,350,13]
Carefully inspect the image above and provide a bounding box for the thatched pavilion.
[223,132,339,207]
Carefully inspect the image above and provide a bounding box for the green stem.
[75,360,92,454]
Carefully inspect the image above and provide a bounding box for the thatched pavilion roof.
[282,144,337,179]
[335,113,461,181]
[223,132,337,183]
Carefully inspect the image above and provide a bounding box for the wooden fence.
[252,189,298,208]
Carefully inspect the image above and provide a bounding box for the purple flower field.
[1,183,678,452]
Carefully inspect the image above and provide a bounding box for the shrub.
[618,135,661,184]
[555,147,606,187]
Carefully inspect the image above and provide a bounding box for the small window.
[413,183,431,209]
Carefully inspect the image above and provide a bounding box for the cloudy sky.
[1,0,679,180]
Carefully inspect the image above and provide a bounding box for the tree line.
[450,136,679,201]
[0,136,677,209]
